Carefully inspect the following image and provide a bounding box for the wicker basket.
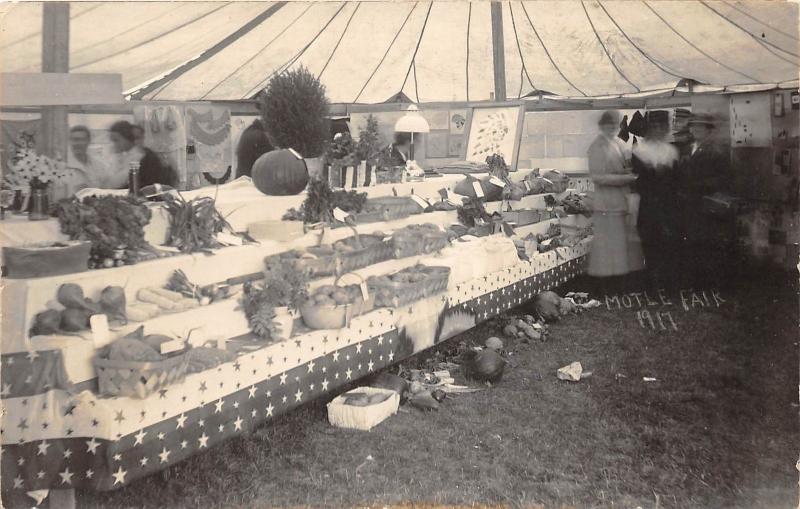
[301,274,375,329]
[94,352,189,399]
[368,265,451,308]
[500,209,542,227]
[3,241,91,279]
[336,235,394,273]
[353,196,422,224]
[391,226,450,259]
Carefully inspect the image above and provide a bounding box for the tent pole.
[490,2,507,102]
[40,2,69,161]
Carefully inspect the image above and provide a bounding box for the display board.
[464,105,524,167]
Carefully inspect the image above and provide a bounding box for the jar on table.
[28,187,49,221]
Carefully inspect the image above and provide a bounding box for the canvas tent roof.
[1,1,797,104]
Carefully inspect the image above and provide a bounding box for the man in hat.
[676,112,734,285]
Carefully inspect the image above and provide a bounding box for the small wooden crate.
[327,387,400,431]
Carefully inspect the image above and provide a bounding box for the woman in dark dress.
[109,121,176,188]
[235,119,273,178]
[631,111,680,287]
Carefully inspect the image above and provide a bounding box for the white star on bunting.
[86,438,100,455]
[159,448,171,464]
[134,429,147,446]
[176,414,187,429]
[198,433,209,448]
[234,416,243,431]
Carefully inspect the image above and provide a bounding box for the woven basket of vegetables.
[300,278,375,329]
[351,196,422,224]
[390,224,449,259]
[94,350,188,399]
[367,265,451,308]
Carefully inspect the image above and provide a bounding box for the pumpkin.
[534,291,563,322]
[252,149,309,196]
[467,349,507,382]
[485,337,504,350]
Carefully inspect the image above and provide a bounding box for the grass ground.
[81,270,798,509]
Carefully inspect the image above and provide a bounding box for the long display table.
[0,176,592,506]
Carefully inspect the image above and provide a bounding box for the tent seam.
[400,2,433,101]
[641,1,758,83]
[353,2,418,104]
[318,3,362,80]
[200,3,313,100]
[466,3,471,102]
[580,0,640,93]
[74,3,232,71]
[727,1,799,41]
[508,3,536,96]
[519,2,586,96]
[244,2,347,98]
[698,1,798,61]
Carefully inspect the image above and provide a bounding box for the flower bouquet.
[3,148,68,217]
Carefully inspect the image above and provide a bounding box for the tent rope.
[200,3,313,100]
[508,3,536,97]
[519,2,587,96]
[580,1,641,92]
[73,4,232,71]
[699,1,798,62]
[245,2,347,98]
[727,1,799,41]
[642,1,759,83]
[400,2,433,100]
[318,3,362,80]
[353,3,417,103]
[465,3,472,102]
[595,1,684,80]
[413,61,420,103]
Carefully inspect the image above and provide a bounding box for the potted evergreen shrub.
[260,66,330,178]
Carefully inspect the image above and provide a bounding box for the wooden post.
[490,2,507,102]
[40,2,70,160]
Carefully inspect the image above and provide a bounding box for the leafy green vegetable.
[282,178,367,223]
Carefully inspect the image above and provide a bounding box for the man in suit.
[677,113,734,285]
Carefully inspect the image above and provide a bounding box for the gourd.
[252,149,310,196]
[467,349,507,382]
[534,291,563,322]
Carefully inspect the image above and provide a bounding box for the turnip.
[31,309,61,336]
[60,308,89,332]
[100,286,127,323]
[57,283,87,309]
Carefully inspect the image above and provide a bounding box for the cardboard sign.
[524,180,532,192]
[473,181,485,198]
[360,281,370,301]
[489,176,506,188]
[288,148,303,160]
[90,314,110,348]
[410,194,430,209]
[160,338,186,355]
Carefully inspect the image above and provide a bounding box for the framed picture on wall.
[450,109,468,133]
[448,135,464,157]
[463,104,525,169]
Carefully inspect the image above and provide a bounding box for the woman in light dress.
[586,110,644,288]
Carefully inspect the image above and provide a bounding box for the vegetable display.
[282,178,367,223]
[241,282,280,340]
[54,195,152,266]
[162,194,238,253]
[30,283,127,336]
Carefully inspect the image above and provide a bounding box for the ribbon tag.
[90,314,111,349]
[333,207,350,222]
[410,194,430,209]
[489,176,506,188]
[524,180,532,191]
[288,148,303,160]
[472,181,485,198]
[360,281,370,301]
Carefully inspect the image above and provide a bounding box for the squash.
[252,149,310,196]
[534,291,563,322]
[485,337,503,350]
[467,349,507,383]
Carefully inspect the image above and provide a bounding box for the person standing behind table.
[131,124,177,188]
[64,125,110,196]
[586,110,645,293]
[107,121,175,189]
[676,113,734,286]
[631,111,680,288]
[235,119,273,178]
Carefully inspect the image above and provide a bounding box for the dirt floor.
[79,269,798,509]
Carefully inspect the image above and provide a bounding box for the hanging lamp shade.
[394,105,430,133]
